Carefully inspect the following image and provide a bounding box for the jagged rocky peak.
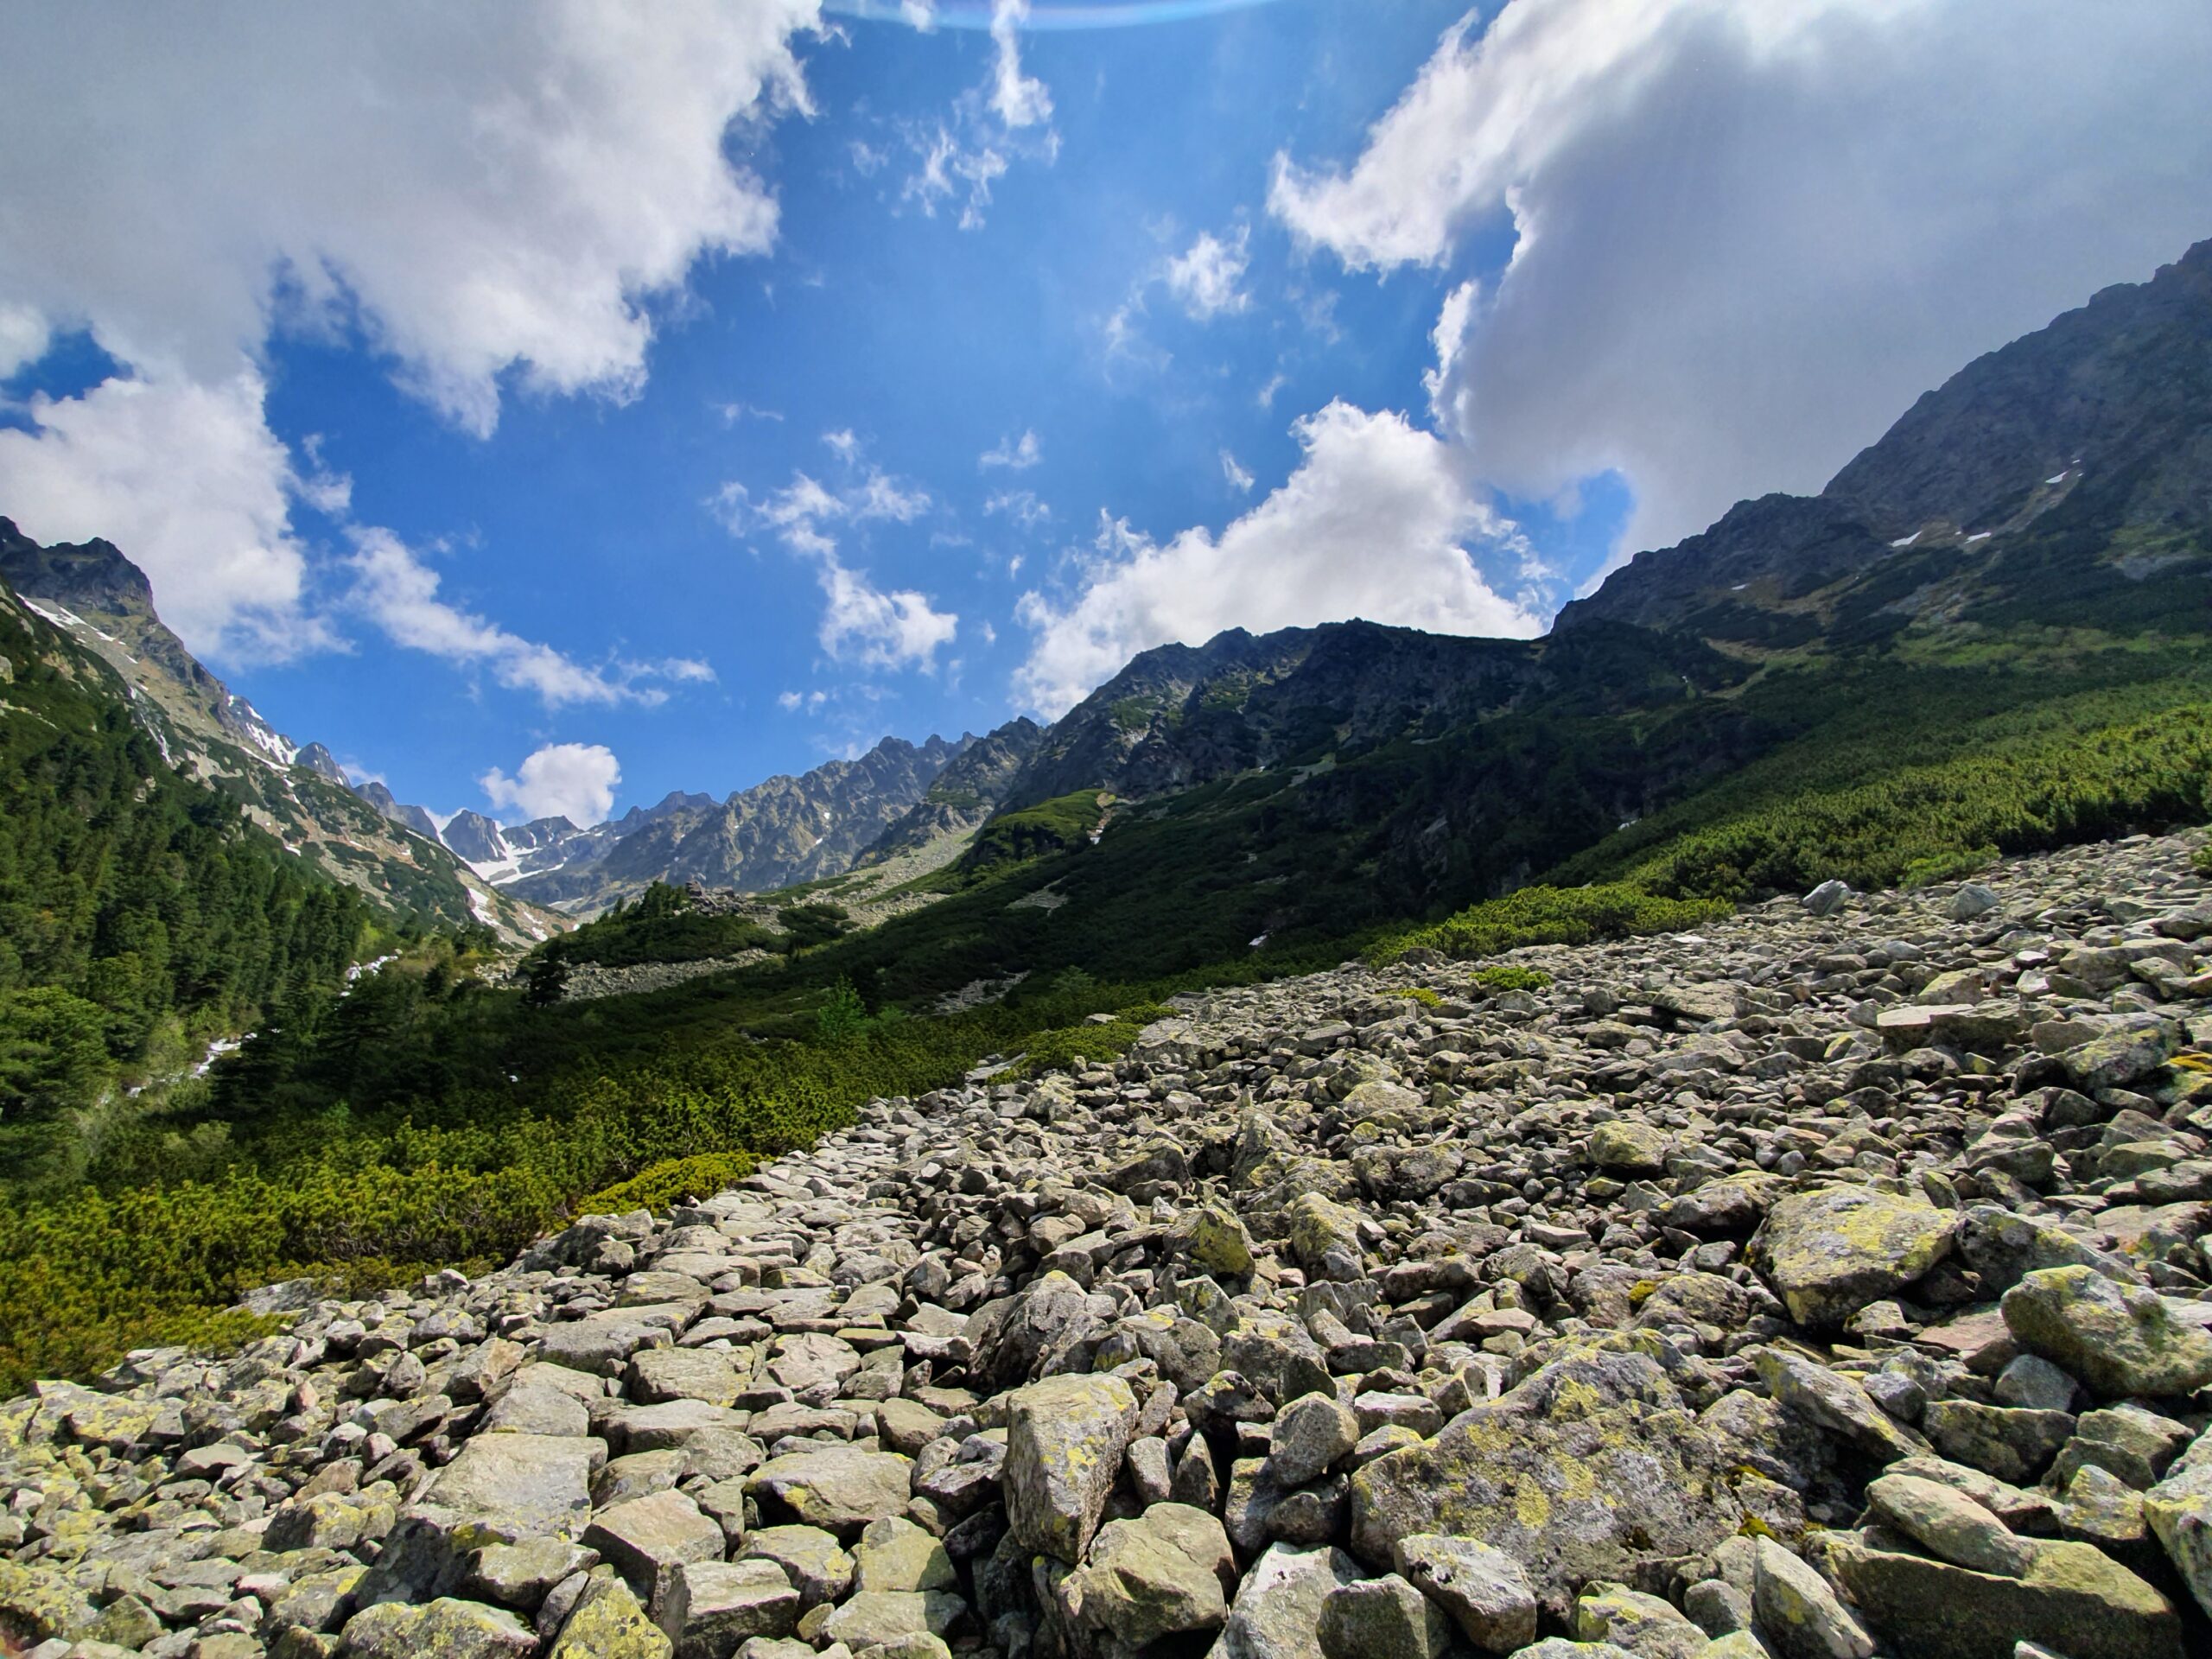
[505,816,585,852]
[293,742,348,784]
[439,810,512,864]
[351,779,441,842]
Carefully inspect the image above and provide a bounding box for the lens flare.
[824,0,1290,30]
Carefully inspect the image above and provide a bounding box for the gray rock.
[1318,1574,1450,1659]
[2002,1266,2212,1398]
[1001,1373,1137,1565]
[1390,1535,1536,1653]
[1212,1543,1358,1659]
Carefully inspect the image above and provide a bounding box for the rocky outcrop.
[3,831,2210,1659]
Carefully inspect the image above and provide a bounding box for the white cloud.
[0,1,819,436]
[900,1,938,32]
[1271,0,2212,563]
[1220,450,1255,493]
[897,0,1055,230]
[0,2,819,665]
[1165,226,1251,320]
[0,365,334,659]
[348,528,684,708]
[816,555,959,671]
[902,127,1012,231]
[985,489,1052,530]
[1013,401,1541,715]
[988,0,1053,130]
[480,742,621,828]
[981,429,1042,470]
[713,461,956,671]
[823,428,861,462]
[0,303,48,378]
[1255,372,1288,410]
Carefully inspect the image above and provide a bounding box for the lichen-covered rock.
[1389,1535,1537,1653]
[1571,1581,1705,1659]
[339,1598,540,1659]
[1319,1573,1451,1659]
[1586,1120,1670,1173]
[746,1446,914,1538]
[1348,1346,1741,1618]
[1002,1372,1137,1565]
[1058,1502,1231,1652]
[1212,1542,1358,1659]
[1821,1531,2183,1659]
[2001,1266,2212,1398]
[1749,1537,1872,1659]
[546,1573,670,1659]
[1749,1184,1956,1328]
[1863,1474,2036,1577]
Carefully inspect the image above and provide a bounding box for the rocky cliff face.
[857,717,1046,865]
[5,830,2210,1658]
[0,520,561,948]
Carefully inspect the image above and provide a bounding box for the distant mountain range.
[5,237,2207,939]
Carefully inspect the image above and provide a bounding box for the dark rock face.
[858,717,1046,864]
[441,810,512,865]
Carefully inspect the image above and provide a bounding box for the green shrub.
[1391,986,1442,1007]
[1472,966,1554,993]
[1901,846,1999,890]
[1377,884,1729,964]
[580,1152,757,1216]
[2195,839,2212,878]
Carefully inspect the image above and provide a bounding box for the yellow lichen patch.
[1514,1477,1553,1529]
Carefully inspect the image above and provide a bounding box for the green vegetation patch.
[959,790,1109,875]
[1472,966,1554,994]
[582,1152,758,1216]
[1376,884,1728,964]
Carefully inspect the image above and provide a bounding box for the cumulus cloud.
[480,741,621,828]
[0,2,817,664]
[713,464,957,671]
[1013,401,1541,715]
[1165,227,1252,320]
[348,528,695,707]
[981,429,1042,470]
[0,1,818,435]
[0,366,334,659]
[1271,0,2212,566]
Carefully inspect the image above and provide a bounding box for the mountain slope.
[0,581,377,1134]
[1558,236,2212,639]
[855,715,1046,863]
[0,521,562,948]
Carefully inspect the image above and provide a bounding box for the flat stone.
[339,1598,539,1659]
[582,1491,724,1602]
[746,1447,913,1539]
[654,1560,800,1659]
[1823,1531,2183,1659]
[1058,1501,1232,1652]
[1349,1346,1741,1620]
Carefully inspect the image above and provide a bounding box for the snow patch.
[1966,532,1993,543]
[467,887,498,927]
[1889,531,1923,549]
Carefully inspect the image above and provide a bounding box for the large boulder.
[1211,1542,1359,1659]
[1748,1184,1956,1328]
[2000,1266,2212,1398]
[1003,1373,1138,1564]
[1057,1502,1232,1652]
[1821,1530,2183,1659]
[1347,1346,1741,1618]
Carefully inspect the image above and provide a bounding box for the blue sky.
[3,1,2208,826]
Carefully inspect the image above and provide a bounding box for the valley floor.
[4,830,2212,1658]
